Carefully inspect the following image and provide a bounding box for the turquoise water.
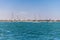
[0,22,60,40]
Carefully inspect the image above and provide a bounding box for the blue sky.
[0,0,60,20]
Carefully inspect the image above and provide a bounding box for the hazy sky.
[0,0,60,20]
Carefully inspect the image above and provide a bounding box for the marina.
[0,0,60,40]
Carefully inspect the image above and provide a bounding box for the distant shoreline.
[0,20,60,22]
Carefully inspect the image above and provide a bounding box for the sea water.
[0,22,60,40]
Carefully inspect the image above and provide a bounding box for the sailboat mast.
[11,12,14,21]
